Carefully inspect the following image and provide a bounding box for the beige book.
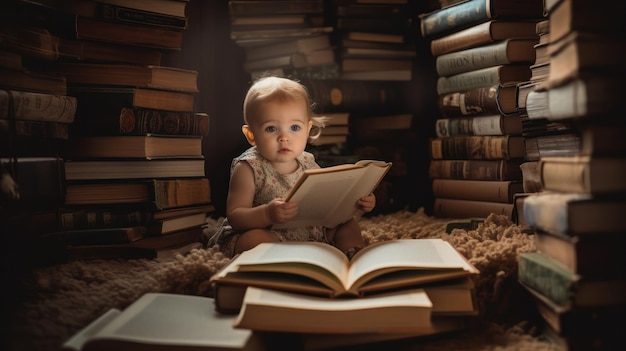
[273,159,392,229]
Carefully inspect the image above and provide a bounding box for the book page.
[347,239,478,291]
[83,293,255,350]
[233,242,350,292]
[62,309,121,351]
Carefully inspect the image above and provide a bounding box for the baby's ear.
[242,125,256,146]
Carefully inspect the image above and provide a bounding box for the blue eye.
[265,126,277,133]
[290,125,301,132]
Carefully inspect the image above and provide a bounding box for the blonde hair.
[243,76,327,141]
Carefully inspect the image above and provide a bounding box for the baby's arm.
[226,162,298,230]
[356,193,376,213]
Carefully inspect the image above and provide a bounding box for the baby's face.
[247,99,312,172]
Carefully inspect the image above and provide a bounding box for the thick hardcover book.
[231,25,333,42]
[0,119,69,139]
[523,192,625,235]
[243,48,335,72]
[243,34,330,61]
[436,38,537,77]
[234,287,433,334]
[215,276,476,316]
[419,0,544,38]
[340,57,413,72]
[437,65,531,96]
[546,75,620,120]
[0,89,77,123]
[210,239,479,299]
[69,16,184,50]
[62,293,263,351]
[58,38,162,65]
[438,84,518,117]
[64,134,203,159]
[59,1,188,29]
[0,67,67,96]
[64,159,205,180]
[64,177,211,209]
[41,225,147,246]
[534,231,626,277]
[273,160,391,229]
[539,156,626,194]
[430,20,539,57]
[428,159,523,181]
[429,135,525,160]
[297,79,410,114]
[517,252,626,308]
[548,0,622,44]
[0,24,59,61]
[435,115,523,137]
[68,86,195,112]
[71,108,209,136]
[523,281,626,336]
[547,32,626,88]
[147,212,207,235]
[50,63,199,93]
[432,179,523,203]
[433,198,514,219]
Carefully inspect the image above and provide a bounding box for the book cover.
[64,159,206,181]
[435,115,523,137]
[428,159,523,181]
[64,134,203,159]
[0,67,67,96]
[68,86,195,112]
[419,0,544,38]
[518,252,626,308]
[432,179,523,203]
[523,192,625,235]
[437,65,531,96]
[438,84,518,117]
[539,155,626,194]
[272,160,392,229]
[429,135,526,160]
[0,89,77,123]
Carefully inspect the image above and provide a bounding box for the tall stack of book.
[228,0,337,80]
[418,0,544,219]
[517,0,626,349]
[332,0,415,81]
[8,0,216,262]
[0,1,78,258]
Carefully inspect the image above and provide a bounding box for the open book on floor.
[272,159,392,229]
[210,239,479,312]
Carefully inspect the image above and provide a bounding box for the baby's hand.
[266,198,298,224]
[357,193,376,213]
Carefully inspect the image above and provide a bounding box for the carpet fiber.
[5,209,557,351]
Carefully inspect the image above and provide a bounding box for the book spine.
[75,17,183,50]
[433,198,514,218]
[430,21,493,57]
[436,115,518,137]
[522,193,573,235]
[59,208,147,230]
[436,39,535,76]
[518,252,578,307]
[420,0,488,38]
[437,66,503,95]
[152,178,212,210]
[438,85,501,117]
[0,119,69,139]
[0,90,77,122]
[299,79,409,114]
[99,3,188,29]
[432,179,522,203]
[428,159,523,181]
[539,160,591,194]
[429,135,524,160]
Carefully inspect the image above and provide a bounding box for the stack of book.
[0,1,78,241]
[517,0,626,348]
[332,0,415,81]
[419,0,544,219]
[228,0,338,80]
[12,0,216,261]
[210,239,480,342]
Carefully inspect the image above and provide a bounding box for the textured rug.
[4,209,557,351]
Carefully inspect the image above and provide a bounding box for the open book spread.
[210,239,479,301]
[234,286,433,334]
[62,293,263,351]
[272,159,392,229]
